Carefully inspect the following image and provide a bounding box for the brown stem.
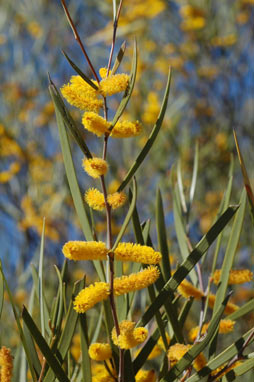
[38,357,47,382]
[61,0,100,83]
[107,0,124,75]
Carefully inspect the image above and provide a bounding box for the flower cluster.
[111,320,148,349]
[0,347,13,382]
[212,269,253,285]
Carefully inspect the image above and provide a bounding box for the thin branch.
[61,0,100,83]
[107,0,124,75]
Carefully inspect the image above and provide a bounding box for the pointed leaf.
[62,50,98,90]
[22,306,70,382]
[49,80,92,159]
[117,68,171,192]
[39,218,46,338]
[110,39,137,129]
[79,314,92,382]
[111,41,126,75]
[137,205,238,327]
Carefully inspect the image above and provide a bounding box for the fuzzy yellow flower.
[62,241,107,261]
[92,363,116,382]
[208,294,239,315]
[85,188,105,211]
[0,346,13,382]
[99,67,112,79]
[189,319,235,342]
[99,73,129,97]
[82,157,108,179]
[107,192,127,209]
[112,320,148,349]
[88,343,112,361]
[136,370,156,382]
[74,282,110,313]
[168,343,206,371]
[110,120,142,138]
[113,266,160,295]
[177,279,204,299]
[212,269,253,285]
[82,112,110,137]
[114,243,162,264]
[61,76,103,112]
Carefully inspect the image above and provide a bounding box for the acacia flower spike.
[74,282,110,313]
[114,243,162,264]
[62,241,107,261]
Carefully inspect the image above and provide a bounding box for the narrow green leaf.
[223,358,254,381]
[227,299,254,321]
[62,50,99,90]
[156,188,171,279]
[54,265,64,332]
[49,80,92,159]
[0,270,3,319]
[110,38,137,129]
[22,306,70,382]
[173,184,197,285]
[160,293,231,382]
[118,68,171,192]
[212,190,246,314]
[39,218,46,338]
[0,261,37,382]
[177,160,187,215]
[41,279,85,382]
[80,314,92,382]
[185,328,254,382]
[112,178,137,251]
[234,129,254,221]
[111,41,126,75]
[189,141,199,206]
[137,205,238,327]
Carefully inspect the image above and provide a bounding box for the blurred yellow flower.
[82,157,108,178]
[111,120,142,138]
[107,192,127,209]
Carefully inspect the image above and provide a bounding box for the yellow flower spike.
[99,73,129,97]
[111,321,147,349]
[110,120,142,138]
[62,241,107,261]
[88,343,112,361]
[82,112,110,137]
[177,279,204,299]
[107,192,127,209]
[61,76,103,112]
[208,294,239,315]
[168,344,206,371]
[114,243,162,264]
[189,319,235,342]
[212,269,253,285]
[74,282,110,313]
[99,67,112,79]
[0,346,13,382]
[136,370,156,382]
[113,266,160,295]
[82,157,108,179]
[85,188,105,211]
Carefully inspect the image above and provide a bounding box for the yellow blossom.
[208,294,239,315]
[99,73,129,97]
[61,76,103,112]
[212,269,253,285]
[168,343,206,371]
[107,192,127,209]
[99,67,112,79]
[71,334,81,361]
[88,343,112,361]
[0,346,13,382]
[157,333,171,350]
[136,370,156,382]
[143,92,160,125]
[85,188,105,211]
[112,321,147,349]
[92,363,116,382]
[177,279,204,299]
[113,266,160,295]
[211,34,237,47]
[181,17,206,31]
[62,241,107,261]
[82,157,108,178]
[114,243,162,264]
[82,112,110,137]
[110,120,142,138]
[74,282,110,313]
[189,319,235,342]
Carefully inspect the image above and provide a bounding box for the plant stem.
[61,0,100,84]
[107,0,124,75]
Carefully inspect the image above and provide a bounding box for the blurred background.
[1,0,254,289]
